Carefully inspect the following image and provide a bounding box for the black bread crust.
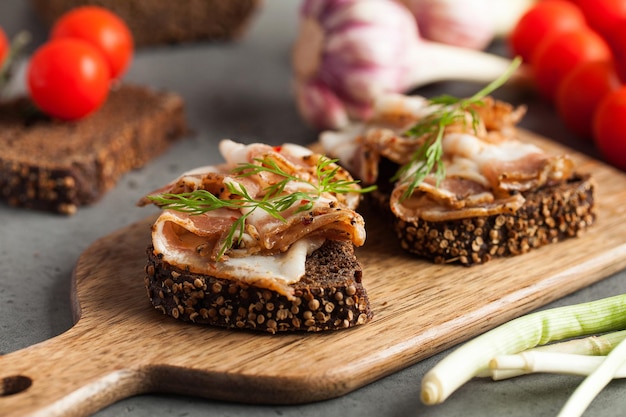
[394,174,596,265]
[0,85,187,214]
[144,240,373,333]
[31,0,261,46]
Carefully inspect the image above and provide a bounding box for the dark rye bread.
[31,0,261,46]
[144,240,373,334]
[394,174,596,266]
[0,84,187,214]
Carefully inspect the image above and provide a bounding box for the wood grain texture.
[2,130,626,417]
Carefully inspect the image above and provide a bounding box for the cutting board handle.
[0,324,146,417]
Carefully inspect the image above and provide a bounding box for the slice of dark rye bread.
[393,174,596,266]
[0,84,187,215]
[31,0,261,46]
[144,240,373,333]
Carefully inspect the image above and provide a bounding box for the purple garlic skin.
[293,0,421,130]
[292,0,520,130]
[400,0,496,50]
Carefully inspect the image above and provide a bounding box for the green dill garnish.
[148,154,376,259]
[392,57,522,201]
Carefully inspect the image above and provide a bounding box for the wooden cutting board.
[3,130,626,417]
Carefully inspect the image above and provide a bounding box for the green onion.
[420,294,626,406]
[557,337,626,417]
[482,330,626,380]
[526,329,626,356]
[491,352,622,379]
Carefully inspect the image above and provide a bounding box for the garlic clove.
[294,78,350,130]
[488,0,537,38]
[292,17,326,81]
[410,40,525,88]
[399,0,496,50]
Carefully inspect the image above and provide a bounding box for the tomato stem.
[0,31,31,97]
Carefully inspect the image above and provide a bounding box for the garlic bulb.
[293,0,420,129]
[488,0,537,38]
[399,0,495,50]
[292,0,523,130]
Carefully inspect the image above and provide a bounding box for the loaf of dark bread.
[144,240,373,333]
[0,84,187,214]
[394,174,596,266]
[31,0,261,46]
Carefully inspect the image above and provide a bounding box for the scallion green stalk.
[556,337,626,417]
[528,330,626,356]
[490,352,624,378]
[420,294,626,405]
[481,330,626,380]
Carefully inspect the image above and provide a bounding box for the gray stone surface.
[1,1,625,416]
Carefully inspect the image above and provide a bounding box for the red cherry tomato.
[532,28,611,101]
[576,0,626,38]
[509,0,587,64]
[593,87,626,170]
[556,60,621,138]
[51,6,133,79]
[27,38,111,120]
[604,22,626,84]
[0,27,8,67]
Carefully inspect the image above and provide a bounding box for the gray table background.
[1,1,625,416]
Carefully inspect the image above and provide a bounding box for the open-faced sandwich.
[0,85,187,214]
[0,7,188,214]
[139,139,374,333]
[320,90,596,266]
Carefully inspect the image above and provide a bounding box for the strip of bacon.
[321,93,575,223]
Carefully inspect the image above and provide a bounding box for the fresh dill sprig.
[393,56,522,201]
[148,154,376,259]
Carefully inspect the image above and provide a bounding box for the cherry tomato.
[509,0,587,64]
[604,22,626,84]
[593,87,626,170]
[556,60,621,139]
[0,27,8,67]
[27,38,111,120]
[576,0,626,39]
[532,28,611,101]
[51,6,133,79]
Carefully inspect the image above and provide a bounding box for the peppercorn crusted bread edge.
[144,240,373,333]
[393,174,596,266]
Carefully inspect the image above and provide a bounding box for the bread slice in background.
[30,0,262,46]
[0,84,187,214]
